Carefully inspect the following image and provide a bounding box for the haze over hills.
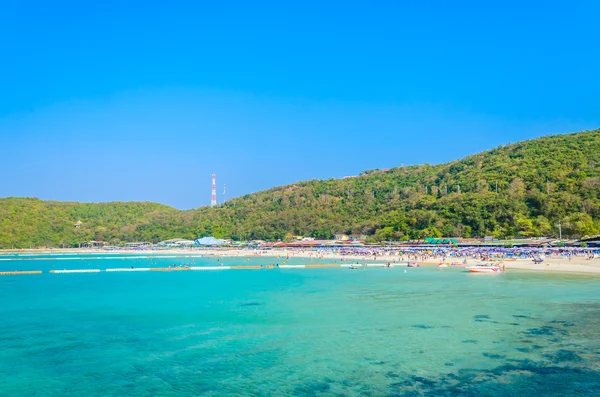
[1,129,599,249]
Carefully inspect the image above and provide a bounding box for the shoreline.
[1,248,600,275]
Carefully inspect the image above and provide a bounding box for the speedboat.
[466,263,504,273]
[349,264,360,270]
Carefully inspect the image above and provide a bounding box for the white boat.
[466,263,504,273]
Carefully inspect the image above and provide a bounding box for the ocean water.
[1,254,600,396]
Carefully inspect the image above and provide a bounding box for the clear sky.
[1,0,598,209]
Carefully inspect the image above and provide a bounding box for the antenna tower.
[211,174,217,207]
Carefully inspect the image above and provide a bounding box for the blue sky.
[1,0,598,209]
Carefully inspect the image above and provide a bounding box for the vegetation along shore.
[1,129,599,249]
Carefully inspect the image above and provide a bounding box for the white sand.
[2,247,600,275]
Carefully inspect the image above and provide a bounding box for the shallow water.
[1,254,600,396]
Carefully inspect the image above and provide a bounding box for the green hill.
[194,128,600,241]
[0,199,184,248]
[1,129,599,248]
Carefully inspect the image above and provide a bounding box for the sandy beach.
[2,247,600,275]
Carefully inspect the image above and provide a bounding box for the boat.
[451,262,465,267]
[349,264,360,270]
[438,263,449,268]
[407,262,419,268]
[466,263,504,273]
[532,257,544,263]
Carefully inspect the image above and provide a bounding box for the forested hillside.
[0,200,187,248]
[199,129,600,241]
[1,129,599,248]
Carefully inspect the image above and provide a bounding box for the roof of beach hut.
[194,237,227,246]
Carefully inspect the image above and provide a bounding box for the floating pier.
[0,270,42,276]
[149,267,190,271]
[0,255,203,261]
[366,262,409,267]
[189,266,230,271]
[1,263,402,275]
[230,265,262,269]
[305,263,341,268]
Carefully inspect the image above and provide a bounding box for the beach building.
[194,237,227,246]
[580,235,600,247]
[81,241,106,248]
[273,240,331,248]
[389,237,559,247]
[349,234,368,241]
[424,237,458,245]
[248,240,266,246]
[335,234,350,241]
[156,239,195,248]
[125,242,152,248]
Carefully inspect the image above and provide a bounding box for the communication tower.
[211,174,217,207]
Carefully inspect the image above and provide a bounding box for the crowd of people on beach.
[346,246,597,261]
[243,246,600,263]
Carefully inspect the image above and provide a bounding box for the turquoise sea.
[1,253,600,396]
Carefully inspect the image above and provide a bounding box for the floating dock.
[305,263,341,268]
[189,266,230,271]
[0,255,203,261]
[0,263,408,275]
[230,265,262,269]
[0,270,42,276]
